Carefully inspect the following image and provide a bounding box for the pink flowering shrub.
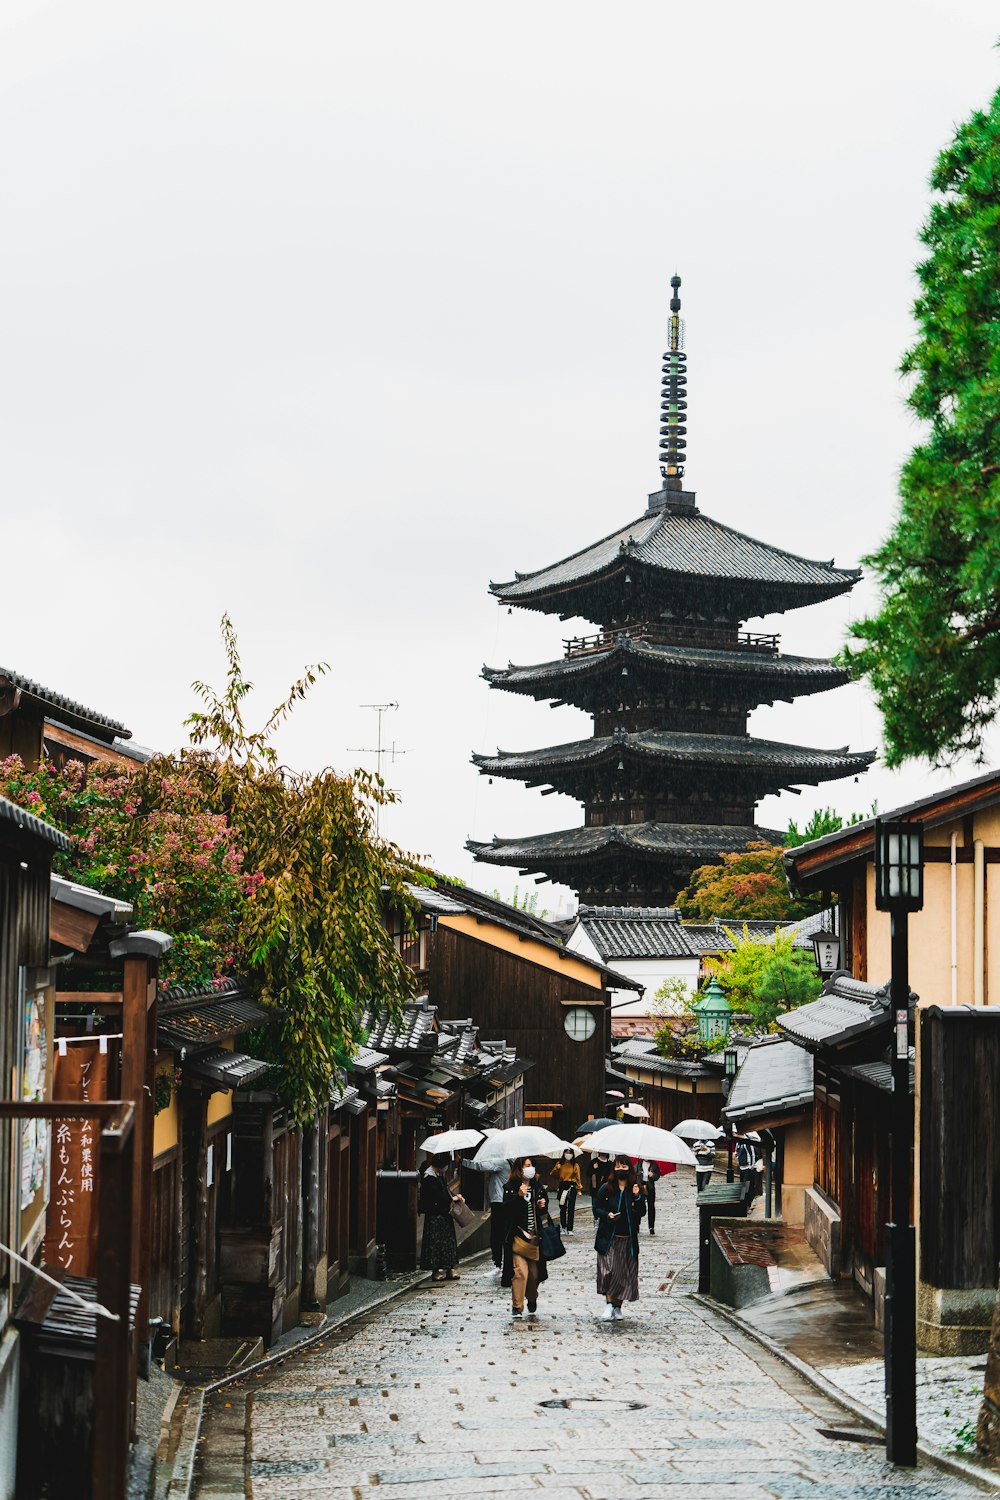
[0,754,254,988]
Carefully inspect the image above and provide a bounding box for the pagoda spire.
[658,273,688,489]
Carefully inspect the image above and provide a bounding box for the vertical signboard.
[44,1043,109,1275]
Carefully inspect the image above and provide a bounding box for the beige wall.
[153,1056,179,1157]
[780,1116,813,1225]
[864,807,999,1007]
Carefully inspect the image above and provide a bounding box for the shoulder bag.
[538,1213,566,1262]
[511,1228,540,1261]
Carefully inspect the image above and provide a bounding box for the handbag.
[450,1197,476,1229]
[539,1215,566,1263]
[512,1230,540,1261]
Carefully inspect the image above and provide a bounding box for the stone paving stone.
[193,1173,987,1498]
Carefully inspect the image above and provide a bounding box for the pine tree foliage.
[845,84,1000,764]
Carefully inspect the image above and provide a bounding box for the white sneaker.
[601,1303,616,1320]
[612,1306,623,1321]
[483,1265,501,1278]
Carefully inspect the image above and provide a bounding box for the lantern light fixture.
[812,929,841,977]
[693,977,732,1044]
[874,819,924,913]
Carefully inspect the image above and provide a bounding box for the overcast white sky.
[3,4,999,915]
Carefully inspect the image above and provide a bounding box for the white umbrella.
[587,1121,698,1167]
[418,1128,485,1154]
[621,1103,649,1119]
[472,1123,568,1168]
[671,1118,725,1141]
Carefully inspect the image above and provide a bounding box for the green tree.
[844,82,1000,765]
[675,841,816,921]
[785,806,870,848]
[707,925,821,1029]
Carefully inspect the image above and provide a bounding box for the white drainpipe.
[951,832,958,1005]
[974,838,986,1006]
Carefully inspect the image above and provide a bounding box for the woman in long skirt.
[419,1154,462,1281]
[593,1155,646,1320]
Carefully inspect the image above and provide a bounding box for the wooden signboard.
[43,1043,109,1276]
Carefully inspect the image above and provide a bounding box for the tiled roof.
[491,506,859,608]
[616,1049,709,1079]
[483,639,850,695]
[724,1038,814,1123]
[0,666,131,742]
[363,1002,439,1053]
[469,820,782,869]
[683,918,820,955]
[840,1052,914,1095]
[777,975,898,1050]
[473,730,874,781]
[576,905,692,960]
[350,1046,389,1073]
[0,794,71,852]
[158,995,272,1046]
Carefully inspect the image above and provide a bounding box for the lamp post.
[874,817,923,1468]
[723,1044,738,1183]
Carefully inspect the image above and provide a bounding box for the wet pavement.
[192,1171,993,1498]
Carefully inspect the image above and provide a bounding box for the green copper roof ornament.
[693,975,731,1044]
[659,273,688,488]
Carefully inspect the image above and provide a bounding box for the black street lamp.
[723,1045,738,1183]
[874,817,923,1468]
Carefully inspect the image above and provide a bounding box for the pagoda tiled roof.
[467,820,782,869]
[473,730,876,782]
[490,505,859,611]
[483,638,849,697]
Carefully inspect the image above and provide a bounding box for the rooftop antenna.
[658,273,688,490]
[349,701,400,834]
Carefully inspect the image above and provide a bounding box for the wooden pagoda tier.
[489,485,861,627]
[467,821,783,907]
[482,631,850,737]
[472,729,875,816]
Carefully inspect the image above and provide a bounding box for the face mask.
[616,1168,628,1178]
[563,1153,573,1161]
[599,1154,610,1163]
[522,1165,535,1180]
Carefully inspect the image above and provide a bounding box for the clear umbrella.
[671,1118,724,1141]
[587,1121,698,1167]
[621,1103,649,1119]
[472,1123,569,1168]
[418,1128,486,1154]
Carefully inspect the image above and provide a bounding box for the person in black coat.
[500,1157,549,1319]
[418,1155,461,1281]
[593,1157,647,1320]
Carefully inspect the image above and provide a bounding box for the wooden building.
[611,1037,726,1131]
[468,277,871,904]
[784,770,1000,1352]
[0,798,69,1500]
[0,664,143,770]
[362,995,528,1268]
[775,976,910,1307]
[391,881,639,1139]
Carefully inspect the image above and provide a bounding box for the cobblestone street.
[193,1173,991,1498]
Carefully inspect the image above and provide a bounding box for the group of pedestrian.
[420,1145,663,1321]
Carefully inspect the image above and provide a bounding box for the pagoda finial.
[658,273,688,488]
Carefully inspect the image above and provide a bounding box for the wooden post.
[93,1103,135,1500]
[120,956,153,1348]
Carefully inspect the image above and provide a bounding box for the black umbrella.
[574,1117,620,1135]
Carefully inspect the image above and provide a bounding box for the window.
[564,1007,597,1043]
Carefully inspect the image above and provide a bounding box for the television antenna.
[349,703,411,834]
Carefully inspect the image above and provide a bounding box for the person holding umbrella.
[593,1155,646,1319]
[548,1147,583,1234]
[418,1152,463,1282]
[502,1157,549,1319]
[638,1160,661,1235]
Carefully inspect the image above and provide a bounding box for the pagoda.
[467,276,875,905]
